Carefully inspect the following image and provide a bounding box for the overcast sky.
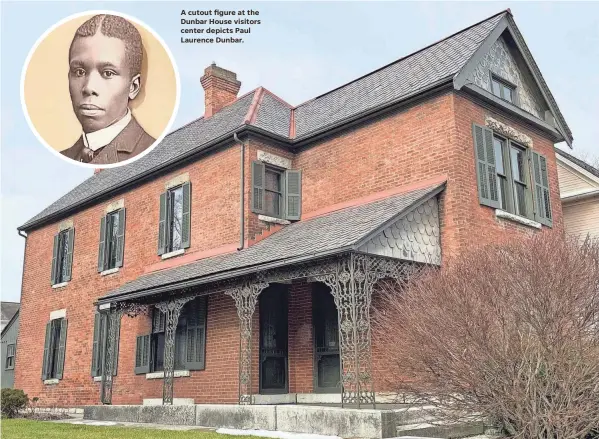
[2,1,598,302]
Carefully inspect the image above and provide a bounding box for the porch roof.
[98,181,445,305]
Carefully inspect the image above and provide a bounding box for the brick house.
[15,10,572,409]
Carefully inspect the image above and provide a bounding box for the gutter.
[561,189,599,203]
[233,132,245,250]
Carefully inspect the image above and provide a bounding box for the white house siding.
[557,162,597,195]
[562,197,599,240]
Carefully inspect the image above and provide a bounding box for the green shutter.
[134,334,151,374]
[55,319,68,379]
[97,216,107,272]
[185,297,207,370]
[158,192,167,255]
[115,208,126,268]
[285,170,302,220]
[41,321,52,380]
[64,228,74,281]
[251,161,266,214]
[181,182,191,249]
[532,151,553,227]
[91,313,101,376]
[152,308,165,333]
[51,234,59,285]
[472,124,500,208]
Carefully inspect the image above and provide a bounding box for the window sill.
[495,209,541,229]
[44,379,59,385]
[258,214,290,225]
[52,282,69,289]
[161,249,185,260]
[100,267,119,276]
[145,370,190,380]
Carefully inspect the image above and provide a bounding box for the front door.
[313,285,341,392]
[259,287,289,393]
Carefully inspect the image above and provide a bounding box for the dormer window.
[491,74,516,104]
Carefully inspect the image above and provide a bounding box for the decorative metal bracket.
[224,280,269,404]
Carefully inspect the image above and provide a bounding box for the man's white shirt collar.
[82,109,132,151]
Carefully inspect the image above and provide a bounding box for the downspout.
[233,132,245,250]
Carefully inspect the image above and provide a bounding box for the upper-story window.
[51,227,74,285]
[473,124,552,227]
[491,74,516,104]
[98,208,126,272]
[158,182,191,256]
[251,161,302,221]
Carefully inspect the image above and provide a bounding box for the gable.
[557,159,599,197]
[467,34,548,120]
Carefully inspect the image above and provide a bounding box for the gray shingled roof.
[99,182,444,303]
[556,148,599,179]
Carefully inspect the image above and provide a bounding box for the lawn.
[1,419,261,439]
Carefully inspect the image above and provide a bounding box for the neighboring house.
[1,301,19,332]
[1,308,19,388]
[15,10,572,408]
[555,148,599,240]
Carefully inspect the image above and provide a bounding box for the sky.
[1,1,598,302]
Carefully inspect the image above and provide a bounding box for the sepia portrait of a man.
[22,12,178,168]
[61,14,155,164]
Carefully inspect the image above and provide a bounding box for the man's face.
[68,33,139,133]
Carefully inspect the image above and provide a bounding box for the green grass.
[1,419,260,439]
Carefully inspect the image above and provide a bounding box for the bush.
[373,234,599,438]
[1,388,29,418]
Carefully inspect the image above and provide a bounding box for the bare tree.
[373,234,599,438]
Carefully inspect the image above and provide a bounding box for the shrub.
[1,388,29,418]
[373,234,599,438]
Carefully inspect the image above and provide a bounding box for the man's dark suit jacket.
[61,116,155,165]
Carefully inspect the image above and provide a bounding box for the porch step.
[394,405,438,426]
[395,421,484,438]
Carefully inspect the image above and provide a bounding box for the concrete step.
[394,405,438,426]
[395,421,485,438]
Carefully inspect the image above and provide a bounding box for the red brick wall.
[15,89,564,406]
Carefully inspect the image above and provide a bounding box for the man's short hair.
[71,14,143,78]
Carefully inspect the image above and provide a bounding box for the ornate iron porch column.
[224,280,269,404]
[100,306,124,405]
[155,297,195,405]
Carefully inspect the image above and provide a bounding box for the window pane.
[514,182,527,217]
[503,85,514,103]
[498,176,508,211]
[57,231,69,283]
[510,147,525,182]
[169,187,183,251]
[50,320,61,378]
[493,138,505,175]
[265,169,281,192]
[492,79,501,97]
[107,212,119,269]
[154,334,165,372]
[265,191,281,217]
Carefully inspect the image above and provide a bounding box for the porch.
[94,183,444,410]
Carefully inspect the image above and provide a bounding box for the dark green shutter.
[115,208,126,267]
[251,161,265,214]
[42,321,52,380]
[64,228,74,281]
[285,170,302,220]
[91,313,101,376]
[472,124,500,208]
[185,297,207,370]
[97,216,107,272]
[55,319,68,379]
[532,151,553,227]
[51,234,59,285]
[134,334,151,374]
[158,192,167,255]
[152,308,165,333]
[181,182,191,249]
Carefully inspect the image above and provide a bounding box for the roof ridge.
[295,10,508,109]
[244,87,265,124]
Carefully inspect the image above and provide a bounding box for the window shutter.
[111,315,120,376]
[134,334,151,374]
[185,297,207,370]
[115,208,126,268]
[64,228,75,281]
[158,192,167,255]
[251,161,266,214]
[472,124,500,208]
[91,313,101,377]
[181,182,191,249]
[55,319,68,379]
[51,234,59,285]
[97,216,107,272]
[41,321,52,380]
[532,151,553,227]
[285,170,302,220]
[152,308,166,333]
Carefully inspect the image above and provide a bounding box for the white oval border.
[20,10,181,170]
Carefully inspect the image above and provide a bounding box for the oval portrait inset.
[22,11,179,168]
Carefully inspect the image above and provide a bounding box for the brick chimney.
[200,63,241,118]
